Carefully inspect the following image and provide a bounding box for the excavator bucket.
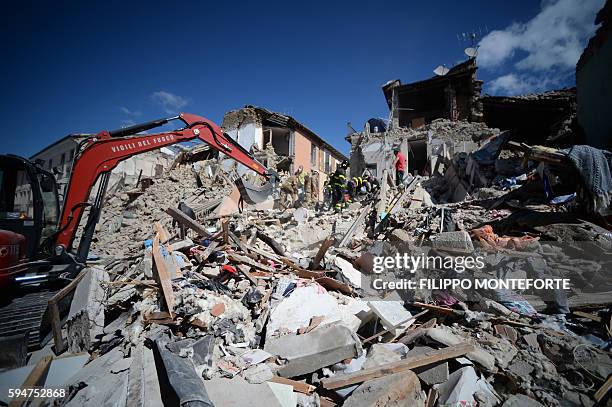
[235,172,278,205]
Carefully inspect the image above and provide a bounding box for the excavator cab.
[0,155,60,286]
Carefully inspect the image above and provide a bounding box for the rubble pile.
[3,125,612,406]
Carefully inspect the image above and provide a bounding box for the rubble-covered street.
[3,115,611,405]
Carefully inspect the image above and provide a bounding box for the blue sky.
[0,0,603,158]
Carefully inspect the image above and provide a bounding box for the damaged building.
[577,0,612,150]
[482,88,578,146]
[222,106,348,195]
[382,58,483,129]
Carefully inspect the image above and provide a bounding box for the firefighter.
[329,160,350,211]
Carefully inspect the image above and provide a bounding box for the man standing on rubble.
[393,147,407,187]
[280,172,299,208]
[295,165,306,203]
[311,170,319,202]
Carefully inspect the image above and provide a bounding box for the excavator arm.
[56,113,271,261]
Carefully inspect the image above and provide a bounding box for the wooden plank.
[398,318,437,345]
[152,235,175,313]
[165,207,210,238]
[8,355,53,407]
[425,388,438,407]
[229,231,250,255]
[320,343,474,389]
[572,310,602,323]
[221,218,229,245]
[269,376,315,395]
[595,375,612,402]
[312,236,335,267]
[48,269,87,354]
[314,276,352,295]
[155,221,181,277]
[376,169,389,220]
[412,302,459,315]
[338,203,371,248]
[236,265,258,286]
[154,221,171,246]
[228,253,276,273]
[361,310,428,344]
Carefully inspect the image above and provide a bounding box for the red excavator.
[0,112,276,348]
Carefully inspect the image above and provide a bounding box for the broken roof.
[232,105,349,161]
[382,59,479,110]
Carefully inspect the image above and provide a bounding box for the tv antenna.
[456,28,487,59]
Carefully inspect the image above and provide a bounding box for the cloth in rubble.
[471,225,539,251]
[561,145,612,215]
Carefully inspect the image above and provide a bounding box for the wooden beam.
[338,203,371,248]
[155,221,181,277]
[165,207,210,238]
[572,311,602,323]
[398,318,437,345]
[361,310,428,344]
[236,265,258,286]
[320,343,475,389]
[312,236,335,267]
[8,355,53,407]
[376,169,389,221]
[229,253,276,273]
[48,269,87,354]
[595,375,612,402]
[269,376,315,395]
[152,235,175,313]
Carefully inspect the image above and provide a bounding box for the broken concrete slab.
[367,300,414,336]
[426,326,496,371]
[65,266,109,353]
[60,348,130,406]
[126,344,163,407]
[432,230,474,253]
[334,256,362,288]
[243,363,274,384]
[264,324,363,378]
[343,370,424,407]
[204,376,285,407]
[434,366,500,407]
[44,353,90,387]
[362,343,401,370]
[406,345,449,386]
[266,284,347,338]
[502,394,545,407]
[267,381,297,407]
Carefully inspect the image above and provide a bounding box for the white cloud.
[478,0,603,94]
[120,106,141,116]
[151,91,189,114]
[121,119,136,127]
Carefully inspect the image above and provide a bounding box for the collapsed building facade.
[222,106,348,197]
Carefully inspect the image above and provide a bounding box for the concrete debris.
[343,370,425,407]
[14,90,612,406]
[264,324,363,377]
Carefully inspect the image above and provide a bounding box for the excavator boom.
[56,113,272,261]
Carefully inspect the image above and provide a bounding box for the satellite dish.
[464,47,478,58]
[433,65,450,76]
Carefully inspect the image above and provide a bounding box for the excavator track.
[0,289,58,350]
